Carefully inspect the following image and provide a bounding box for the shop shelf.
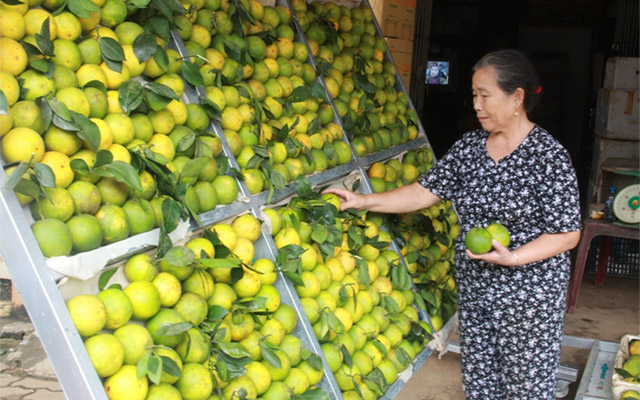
[0,0,445,398]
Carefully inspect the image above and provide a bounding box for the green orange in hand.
[465,223,511,254]
[465,227,492,254]
[486,222,511,247]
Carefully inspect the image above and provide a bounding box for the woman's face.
[472,66,520,133]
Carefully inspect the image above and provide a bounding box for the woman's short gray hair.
[473,49,541,113]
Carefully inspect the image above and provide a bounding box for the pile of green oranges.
[0,0,245,258]
[366,147,432,193]
[364,147,460,333]
[177,0,354,195]
[66,213,327,400]
[264,191,432,399]
[294,1,420,157]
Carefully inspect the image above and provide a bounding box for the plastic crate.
[586,236,640,278]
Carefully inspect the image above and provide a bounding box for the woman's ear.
[512,88,524,108]
[513,87,525,107]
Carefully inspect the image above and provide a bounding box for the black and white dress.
[418,125,582,400]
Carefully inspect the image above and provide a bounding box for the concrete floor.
[395,275,640,400]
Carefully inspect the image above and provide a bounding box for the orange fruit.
[465,227,492,254]
[486,222,510,247]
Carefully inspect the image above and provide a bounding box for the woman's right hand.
[322,188,367,211]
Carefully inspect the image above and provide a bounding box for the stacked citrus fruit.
[293,1,420,158]
[66,213,327,400]
[0,0,242,258]
[177,0,353,196]
[364,147,459,332]
[366,146,432,193]
[386,202,459,333]
[264,189,432,399]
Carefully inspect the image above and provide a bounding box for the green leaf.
[298,388,329,400]
[310,224,328,244]
[103,56,123,73]
[180,157,209,180]
[103,161,143,191]
[218,342,251,359]
[136,351,151,380]
[66,0,101,18]
[145,82,178,100]
[100,37,125,62]
[146,89,172,111]
[52,113,78,131]
[282,270,304,286]
[307,353,323,371]
[290,86,310,102]
[327,311,344,334]
[132,32,158,63]
[47,98,72,121]
[382,295,399,315]
[364,369,386,394]
[32,162,56,188]
[4,162,29,190]
[14,179,40,199]
[270,169,286,191]
[32,59,54,76]
[156,322,192,336]
[156,227,172,259]
[36,28,53,56]
[414,294,426,311]
[129,0,151,8]
[356,257,370,287]
[162,245,195,267]
[341,344,352,369]
[615,368,633,379]
[0,91,8,116]
[94,150,113,168]
[199,258,241,269]
[160,355,182,378]
[146,353,162,384]
[261,343,282,368]
[71,112,101,151]
[182,61,205,88]
[152,47,169,73]
[207,305,229,321]
[20,40,43,56]
[118,80,144,113]
[372,338,388,357]
[316,59,333,77]
[98,268,118,291]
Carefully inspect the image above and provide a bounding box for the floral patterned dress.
[418,125,582,399]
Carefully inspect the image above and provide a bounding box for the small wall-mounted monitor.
[425,61,450,85]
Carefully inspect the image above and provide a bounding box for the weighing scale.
[613,183,640,224]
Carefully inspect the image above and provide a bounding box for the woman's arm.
[324,182,442,213]
[467,230,581,266]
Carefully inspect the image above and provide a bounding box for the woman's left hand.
[466,239,518,266]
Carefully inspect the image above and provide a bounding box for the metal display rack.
[0,0,454,399]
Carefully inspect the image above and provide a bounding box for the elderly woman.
[325,49,582,399]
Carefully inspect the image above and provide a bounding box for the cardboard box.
[595,89,639,140]
[603,57,640,90]
[385,37,413,89]
[369,0,416,40]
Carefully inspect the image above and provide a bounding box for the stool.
[567,219,639,313]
